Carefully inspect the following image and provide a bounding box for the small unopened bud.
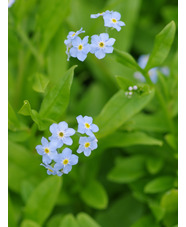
[133,85,138,90]
[128,86,133,91]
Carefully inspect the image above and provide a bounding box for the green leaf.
[108,156,146,183]
[96,194,145,227]
[20,219,41,227]
[148,201,165,221]
[161,189,178,213]
[80,180,108,209]
[145,21,176,70]
[59,214,79,227]
[24,176,62,225]
[39,65,77,121]
[113,48,141,71]
[21,181,35,204]
[165,134,178,151]
[146,157,164,175]
[95,89,154,138]
[144,176,175,194]
[8,102,21,131]
[77,213,101,227]
[131,215,160,227]
[100,131,163,150]
[32,73,49,93]
[18,100,50,130]
[115,76,136,91]
[8,141,45,193]
[8,194,18,227]
[36,0,70,53]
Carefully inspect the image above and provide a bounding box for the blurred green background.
[8,0,178,226]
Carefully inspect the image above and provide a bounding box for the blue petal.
[76,115,83,123]
[84,116,93,124]
[69,154,79,165]
[58,121,68,131]
[63,137,73,146]
[41,137,48,146]
[79,137,88,144]
[90,141,98,150]
[95,50,106,59]
[104,46,114,54]
[62,148,72,157]
[82,36,89,45]
[77,145,84,153]
[91,35,100,44]
[49,123,58,134]
[65,128,75,136]
[106,38,115,46]
[84,148,91,157]
[90,124,99,132]
[63,164,72,174]
[42,155,52,165]
[112,12,121,20]
[77,124,86,134]
[72,36,82,46]
[36,145,44,155]
[77,52,87,62]
[100,33,109,41]
[70,47,78,57]
[118,21,125,26]
[54,162,63,170]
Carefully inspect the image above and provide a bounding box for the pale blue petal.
[85,129,95,137]
[69,154,79,165]
[79,137,88,144]
[36,145,44,155]
[42,155,52,165]
[84,116,93,124]
[91,35,100,44]
[100,33,109,41]
[82,44,91,54]
[58,121,68,131]
[113,24,121,31]
[41,137,48,146]
[70,47,78,57]
[104,46,114,54]
[49,123,58,134]
[65,128,75,136]
[76,115,83,123]
[54,162,63,170]
[91,124,99,132]
[138,55,149,69]
[62,148,72,157]
[63,165,72,174]
[77,145,84,153]
[72,36,81,46]
[77,124,85,134]
[82,36,89,45]
[84,149,91,157]
[90,141,98,150]
[118,21,125,26]
[106,38,115,46]
[95,50,106,59]
[90,44,98,54]
[63,137,73,145]
[77,52,87,62]
[112,12,121,20]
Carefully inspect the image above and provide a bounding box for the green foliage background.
[8,0,178,226]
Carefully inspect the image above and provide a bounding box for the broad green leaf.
[161,189,178,213]
[165,134,178,151]
[131,215,160,227]
[20,219,41,227]
[113,48,141,71]
[21,181,35,204]
[108,156,146,183]
[148,201,165,221]
[8,194,18,227]
[46,214,64,227]
[95,89,154,138]
[80,180,108,209]
[24,176,62,225]
[39,65,77,121]
[8,102,21,131]
[32,73,49,93]
[144,176,175,194]
[8,141,45,193]
[100,131,163,150]
[59,214,79,227]
[8,130,31,142]
[96,194,145,227]
[18,100,51,130]
[115,75,136,91]
[146,157,164,175]
[77,213,101,227]
[36,0,70,53]
[145,21,176,70]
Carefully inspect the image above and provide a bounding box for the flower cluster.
[64,10,125,62]
[134,55,170,83]
[36,116,99,176]
[125,85,138,98]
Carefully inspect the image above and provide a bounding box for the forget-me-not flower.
[90,10,112,19]
[69,36,90,61]
[8,0,15,8]
[67,27,85,40]
[103,11,125,31]
[49,121,75,147]
[76,115,99,137]
[40,163,63,176]
[36,137,59,165]
[90,33,115,59]
[54,148,79,174]
[134,54,170,83]
[77,136,98,157]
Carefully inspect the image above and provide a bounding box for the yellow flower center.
[85,123,90,128]
[44,148,50,154]
[78,44,83,50]
[85,142,90,148]
[112,18,117,23]
[48,168,53,172]
[58,132,64,138]
[72,33,76,37]
[99,42,105,48]
[63,159,69,165]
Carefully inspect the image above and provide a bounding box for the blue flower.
[90,33,115,59]
[76,115,99,137]
[49,122,75,147]
[8,0,15,8]
[54,148,79,174]
[77,136,98,157]
[90,10,112,19]
[134,55,170,84]
[36,137,59,165]
[103,11,125,31]
[69,36,90,61]
[40,163,63,176]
